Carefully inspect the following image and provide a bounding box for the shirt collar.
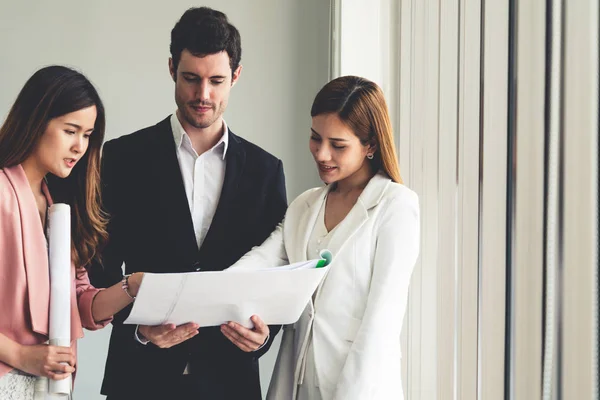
[170,112,229,159]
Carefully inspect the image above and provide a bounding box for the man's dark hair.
[170,7,242,76]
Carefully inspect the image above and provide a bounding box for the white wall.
[0,1,330,398]
[339,0,386,87]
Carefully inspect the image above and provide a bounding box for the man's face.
[170,49,241,131]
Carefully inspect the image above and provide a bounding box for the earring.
[367,153,374,160]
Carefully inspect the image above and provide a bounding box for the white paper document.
[124,252,332,328]
[46,204,72,398]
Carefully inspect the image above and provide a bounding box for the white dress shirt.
[171,113,228,249]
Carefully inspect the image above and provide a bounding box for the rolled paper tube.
[47,204,71,397]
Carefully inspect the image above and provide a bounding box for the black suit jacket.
[89,117,287,399]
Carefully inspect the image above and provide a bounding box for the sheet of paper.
[245,258,326,271]
[124,256,331,329]
[47,204,72,397]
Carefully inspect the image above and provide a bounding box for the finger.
[227,322,263,344]
[168,326,199,345]
[157,326,198,348]
[154,324,177,336]
[172,328,199,345]
[50,362,75,374]
[147,324,176,343]
[175,323,199,334]
[44,363,73,377]
[178,322,200,330]
[163,324,188,339]
[222,325,258,351]
[221,326,253,352]
[52,346,74,355]
[145,323,176,338]
[54,353,76,366]
[251,315,268,333]
[164,325,198,342]
[47,370,72,381]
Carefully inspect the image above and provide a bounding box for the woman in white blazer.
[221,76,420,400]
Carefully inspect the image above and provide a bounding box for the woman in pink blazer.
[0,66,144,399]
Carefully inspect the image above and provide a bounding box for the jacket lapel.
[325,173,391,256]
[4,165,50,336]
[313,173,392,299]
[152,117,199,270]
[291,187,329,263]
[196,130,246,270]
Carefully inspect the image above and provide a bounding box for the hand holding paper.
[220,315,269,352]
[138,322,199,349]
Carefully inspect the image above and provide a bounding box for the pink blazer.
[0,164,112,378]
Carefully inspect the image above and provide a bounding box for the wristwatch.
[121,273,136,300]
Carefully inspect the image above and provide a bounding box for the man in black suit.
[90,7,287,399]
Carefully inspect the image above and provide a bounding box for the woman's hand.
[16,343,75,380]
[90,272,145,322]
[128,272,144,298]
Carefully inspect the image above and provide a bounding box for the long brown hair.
[0,65,108,268]
[310,76,402,183]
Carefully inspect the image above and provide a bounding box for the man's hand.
[139,322,199,349]
[220,315,269,352]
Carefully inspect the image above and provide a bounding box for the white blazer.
[229,172,420,400]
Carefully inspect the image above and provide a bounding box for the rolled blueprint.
[47,204,72,397]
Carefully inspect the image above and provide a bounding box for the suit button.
[192,261,201,271]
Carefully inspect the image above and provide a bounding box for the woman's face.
[30,106,97,178]
[309,113,371,185]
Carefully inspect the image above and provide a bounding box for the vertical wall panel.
[420,1,441,398]
[561,0,599,398]
[437,0,460,398]
[398,0,417,397]
[510,1,546,399]
[479,0,508,397]
[456,0,481,398]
